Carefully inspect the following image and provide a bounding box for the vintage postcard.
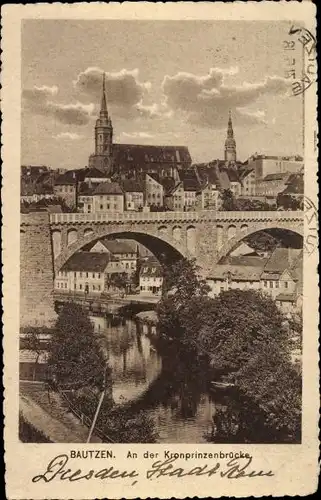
[2,2,319,498]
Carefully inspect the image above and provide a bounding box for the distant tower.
[224,110,237,162]
[95,72,113,157]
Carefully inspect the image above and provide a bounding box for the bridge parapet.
[49,210,304,225]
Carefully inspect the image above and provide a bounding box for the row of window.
[263,280,289,289]
[147,193,162,198]
[57,271,102,279]
[140,285,162,291]
[55,186,74,193]
[99,204,118,210]
[56,282,102,291]
[140,276,162,282]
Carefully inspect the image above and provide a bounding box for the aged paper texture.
[2,2,319,498]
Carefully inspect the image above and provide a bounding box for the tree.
[244,231,279,254]
[47,303,108,390]
[220,189,237,211]
[198,289,289,372]
[108,272,129,293]
[24,329,44,381]
[157,258,210,343]
[236,198,274,211]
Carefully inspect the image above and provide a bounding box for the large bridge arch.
[54,227,188,273]
[216,222,304,263]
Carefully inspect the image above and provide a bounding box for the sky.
[21,20,304,169]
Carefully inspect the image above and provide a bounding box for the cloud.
[162,68,290,128]
[121,131,155,139]
[22,85,94,125]
[73,67,152,115]
[54,132,84,140]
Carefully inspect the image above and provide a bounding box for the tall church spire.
[100,72,108,117]
[224,110,237,162]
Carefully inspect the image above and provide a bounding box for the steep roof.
[221,255,268,267]
[113,143,192,167]
[160,177,176,195]
[54,170,82,185]
[93,182,123,195]
[121,179,144,192]
[209,265,263,281]
[264,248,302,273]
[140,258,163,277]
[263,173,290,182]
[275,293,297,302]
[84,167,108,179]
[61,252,111,272]
[281,173,304,195]
[94,238,137,255]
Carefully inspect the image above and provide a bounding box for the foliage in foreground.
[157,259,302,441]
[69,390,158,443]
[47,303,108,390]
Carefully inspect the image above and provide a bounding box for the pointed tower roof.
[227,109,234,138]
[224,110,237,161]
[100,72,108,117]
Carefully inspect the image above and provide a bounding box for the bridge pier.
[20,213,57,327]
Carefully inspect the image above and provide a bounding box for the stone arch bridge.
[20,210,303,326]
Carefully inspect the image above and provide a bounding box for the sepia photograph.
[18,18,308,446]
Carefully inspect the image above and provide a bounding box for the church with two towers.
[88,73,238,179]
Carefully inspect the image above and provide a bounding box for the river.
[89,315,232,443]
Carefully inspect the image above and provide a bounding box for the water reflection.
[89,315,162,405]
[20,315,292,443]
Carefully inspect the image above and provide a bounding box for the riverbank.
[20,381,101,443]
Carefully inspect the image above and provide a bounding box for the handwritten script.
[32,454,274,484]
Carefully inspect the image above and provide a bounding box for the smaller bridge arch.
[216,222,304,263]
[67,228,78,247]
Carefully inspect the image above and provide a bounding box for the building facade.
[139,258,163,295]
[247,154,304,180]
[89,239,137,273]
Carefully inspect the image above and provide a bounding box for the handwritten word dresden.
[32,454,274,484]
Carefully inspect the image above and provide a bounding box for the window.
[284,281,288,289]
[126,263,129,268]
[65,283,67,288]
[74,272,76,278]
[264,281,268,287]
[74,284,76,290]
[79,284,82,290]
[86,272,88,278]
[100,204,103,210]
[93,285,96,291]
[98,273,101,279]
[57,282,59,288]
[80,272,82,278]
[269,281,273,288]
[276,281,279,288]
[98,285,101,291]
[88,204,91,212]
[92,273,95,278]
[107,204,110,209]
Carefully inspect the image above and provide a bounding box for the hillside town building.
[89,239,137,273]
[139,258,163,296]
